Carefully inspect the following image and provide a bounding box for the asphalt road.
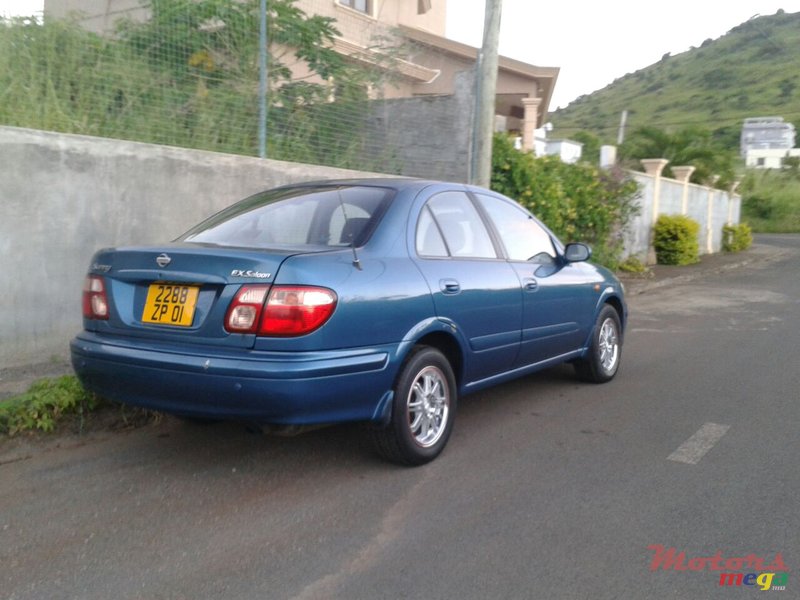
[2,235,798,600]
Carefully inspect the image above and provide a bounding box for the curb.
[620,244,791,296]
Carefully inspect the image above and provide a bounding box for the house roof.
[398,25,560,117]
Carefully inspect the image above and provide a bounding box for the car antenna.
[336,187,362,271]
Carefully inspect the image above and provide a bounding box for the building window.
[339,0,373,15]
[418,0,432,14]
[757,158,766,167]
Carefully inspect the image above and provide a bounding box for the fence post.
[640,158,669,264]
[706,175,720,253]
[728,180,741,225]
[672,165,695,215]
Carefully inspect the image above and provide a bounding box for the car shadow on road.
[2,364,596,474]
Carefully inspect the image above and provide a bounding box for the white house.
[744,148,800,169]
[740,116,795,156]
[531,125,583,163]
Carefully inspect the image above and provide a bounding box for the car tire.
[369,346,457,466]
[574,305,622,383]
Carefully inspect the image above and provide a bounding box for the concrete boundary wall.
[0,126,388,368]
[0,126,742,369]
[624,172,741,260]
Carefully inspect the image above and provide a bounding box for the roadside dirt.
[0,401,162,465]
[0,354,73,400]
[618,241,793,295]
[1,353,160,465]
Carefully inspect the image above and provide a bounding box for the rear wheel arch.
[369,344,458,465]
[414,331,463,389]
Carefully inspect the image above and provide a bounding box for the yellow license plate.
[142,283,200,327]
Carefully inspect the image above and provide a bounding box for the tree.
[491,134,640,268]
[619,126,736,189]
[778,78,796,101]
[1,0,410,165]
[571,130,601,165]
[2,1,408,164]
[118,0,380,106]
[115,0,400,164]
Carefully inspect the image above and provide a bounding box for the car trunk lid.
[85,243,311,348]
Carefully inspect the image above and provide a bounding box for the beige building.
[45,0,558,151]
[288,1,559,150]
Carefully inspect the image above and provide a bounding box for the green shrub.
[653,214,700,265]
[491,134,641,269]
[617,255,650,274]
[0,376,102,435]
[722,223,753,252]
[743,193,775,219]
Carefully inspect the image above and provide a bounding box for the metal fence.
[0,0,471,180]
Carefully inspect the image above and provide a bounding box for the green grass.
[745,218,800,233]
[0,375,163,436]
[0,17,261,156]
[617,255,651,275]
[740,170,800,232]
[0,376,103,435]
[549,10,800,151]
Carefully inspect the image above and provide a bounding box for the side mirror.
[564,243,592,263]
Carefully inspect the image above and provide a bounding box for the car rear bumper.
[70,332,398,424]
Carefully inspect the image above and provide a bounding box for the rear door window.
[180,186,392,249]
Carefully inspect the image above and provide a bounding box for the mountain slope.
[549,10,800,150]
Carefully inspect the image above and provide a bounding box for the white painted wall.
[745,148,800,169]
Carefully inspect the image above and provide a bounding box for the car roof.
[266,178,507,200]
[264,177,507,204]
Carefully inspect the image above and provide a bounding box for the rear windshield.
[179,185,393,249]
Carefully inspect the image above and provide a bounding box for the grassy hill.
[549,10,800,150]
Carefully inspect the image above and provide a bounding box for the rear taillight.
[261,286,337,336]
[225,285,337,337]
[225,285,270,333]
[82,275,109,320]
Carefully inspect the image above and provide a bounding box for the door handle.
[523,278,539,291]
[440,279,461,294]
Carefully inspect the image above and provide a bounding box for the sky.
[445,0,800,109]
[1,0,42,19]
[4,0,800,110]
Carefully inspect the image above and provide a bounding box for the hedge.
[653,214,700,265]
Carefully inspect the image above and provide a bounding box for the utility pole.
[472,0,503,188]
[617,109,628,145]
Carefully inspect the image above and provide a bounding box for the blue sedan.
[71,179,626,465]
